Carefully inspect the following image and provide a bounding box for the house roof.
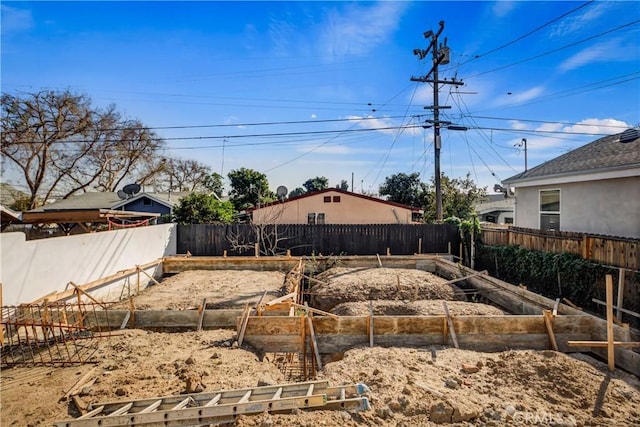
[474,197,514,215]
[1,204,22,224]
[27,191,190,212]
[249,188,422,212]
[503,129,640,185]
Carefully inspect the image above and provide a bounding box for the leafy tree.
[423,173,487,223]
[227,167,275,211]
[202,172,224,197]
[1,90,164,209]
[172,193,234,224]
[302,176,329,193]
[288,187,305,198]
[379,172,426,208]
[336,180,349,191]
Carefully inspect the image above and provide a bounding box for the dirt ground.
[2,268,640,426]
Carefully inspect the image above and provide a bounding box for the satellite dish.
[276,186,288,198]
[123,183,141,196]
[117,190,128,200]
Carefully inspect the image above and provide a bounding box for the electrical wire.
[466,19,640,80]
[458,1,595,67]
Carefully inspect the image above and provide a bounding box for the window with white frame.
[540,189,560,231]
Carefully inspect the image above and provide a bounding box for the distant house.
[475,194,514,225]
[22,191,190,233]
[502,128,640,238]
[249,189,422,225]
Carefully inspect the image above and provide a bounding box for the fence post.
[581,235,591,260]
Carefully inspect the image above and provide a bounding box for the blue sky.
[2,1,639,195]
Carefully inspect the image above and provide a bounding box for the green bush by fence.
[475,244,639,328]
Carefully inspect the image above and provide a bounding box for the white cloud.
[310,113,317,119]
[345,114,413,136]
[559,39,625,72]
[492,85,544,108]
[318,2,408,58]
[1,5,34,35]
[562,118,629,135]
[550,2,613,37]
[492,1,516,18]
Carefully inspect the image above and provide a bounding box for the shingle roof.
[503,129,640,184]
[27,191,191,212]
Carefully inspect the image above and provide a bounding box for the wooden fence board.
[178,224,460,257]
[481,226,639,270]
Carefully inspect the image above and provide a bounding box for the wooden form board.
[162,254,442,275]
[239,314,595,354]
[434,259,639,375]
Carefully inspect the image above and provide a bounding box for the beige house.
[250,189,422,225]
[502,128,640,238]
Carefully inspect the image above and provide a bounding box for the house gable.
[251,189,421,225]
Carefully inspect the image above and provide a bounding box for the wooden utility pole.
[411,21,464,221]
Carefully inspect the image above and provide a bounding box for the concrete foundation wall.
[0,224,177,305]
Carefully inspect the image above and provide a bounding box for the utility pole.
[411,21,464,221]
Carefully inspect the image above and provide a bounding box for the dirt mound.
[319,347,640,426]
[331,300,505,316]
[111,270,285,310]
[310,267,459,312]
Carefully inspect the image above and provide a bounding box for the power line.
[466,19,640,79]
[459,1,594,67]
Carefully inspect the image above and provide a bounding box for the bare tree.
[1,90,164,208]
[151,158,213,192]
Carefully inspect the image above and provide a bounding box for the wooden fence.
[480,226,639,270]
[177,223,460,257]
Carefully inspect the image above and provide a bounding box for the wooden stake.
[369,301,374,348]
[442,301,459,349]
[606,274,615,371]
[254,243,259,257]
[223,250,227,258]
[306,315,322,371]
[197,298,207,332]
[418,238,422,254]
[447,241,451,255]
[129,297,135,328]
[138,267,161,286]
[386,247,391,256]
[237,304,251,346]
[60,367,99,402]
[376,254,382,267]
[616,268,625,322]
[543,310,558,351]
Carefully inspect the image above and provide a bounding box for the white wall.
[514,177,640,238]
[0,224,176,305]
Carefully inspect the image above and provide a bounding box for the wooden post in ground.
[418,238,422,254]
[197,298,207,332]
[442,301,459,349]
[368,301,374,348]
[386,247,391,256]
[616,268,625,322]
[542,310,558,351]
[306,315,322,371]
[254,243,259,257]
[606,274,615,371]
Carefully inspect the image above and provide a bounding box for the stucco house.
[250,188,422,225]
[502,128,640,238]
[475,194,514,225]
